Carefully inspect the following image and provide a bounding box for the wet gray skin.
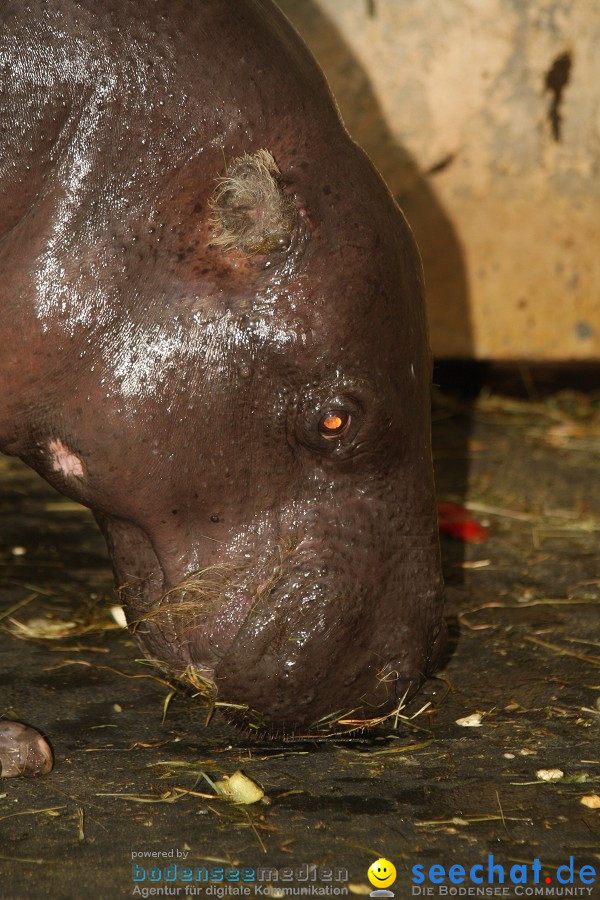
[0,0,444,734]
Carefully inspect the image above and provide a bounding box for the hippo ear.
[209,149,297,254]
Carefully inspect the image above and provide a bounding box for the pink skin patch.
[48,438,85,478]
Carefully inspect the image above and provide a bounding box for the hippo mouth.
[96,513,444,735]
[96,513,294,684]
[97,514,268,676]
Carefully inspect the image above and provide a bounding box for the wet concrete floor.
[1,389,599,899]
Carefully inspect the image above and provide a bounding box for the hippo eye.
[294,395,361,456]
[318,410,351,439]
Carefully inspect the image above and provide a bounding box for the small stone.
[536,768,564,782]
[455,713,483,727]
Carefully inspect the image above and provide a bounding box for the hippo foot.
[0,721,54,777]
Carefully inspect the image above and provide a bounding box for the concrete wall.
[278,0,600,360]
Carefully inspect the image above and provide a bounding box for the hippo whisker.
[175,665,218,700]
[161,564,238,600]
[115,576,159,632]
[136,545,293,634]
[144,564,240,626]
[116,574,151,593]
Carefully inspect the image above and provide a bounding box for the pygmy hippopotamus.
[0,0,444,734]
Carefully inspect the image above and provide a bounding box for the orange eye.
[319,410,350,438]
[323,413,343,430]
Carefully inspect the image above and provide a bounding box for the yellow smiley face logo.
[367,858,397,888]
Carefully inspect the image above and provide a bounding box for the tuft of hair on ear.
[209,149,297,255]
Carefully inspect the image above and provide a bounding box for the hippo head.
[5,134,444,734]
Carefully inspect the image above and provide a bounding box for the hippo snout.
[118,527,444,734]
[208,565,444,733]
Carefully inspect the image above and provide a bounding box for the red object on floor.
[437,502,490,543]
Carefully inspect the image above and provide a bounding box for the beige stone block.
[278,0,600,359]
